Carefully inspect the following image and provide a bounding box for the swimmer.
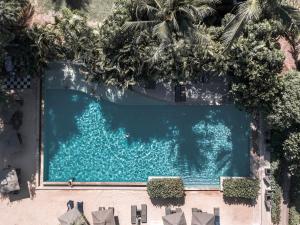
[125,133,130,138]
[68,178,75,187]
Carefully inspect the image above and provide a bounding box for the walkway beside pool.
[0,188,255,225]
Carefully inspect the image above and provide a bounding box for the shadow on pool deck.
[150,197,185,207]
[52,0,90,10]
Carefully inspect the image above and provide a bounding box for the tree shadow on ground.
[52,0,90,10]
[150,197,185,207]
[223,196,256,207]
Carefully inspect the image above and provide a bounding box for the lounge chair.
[175,85,181,102]
[180,85,186,102]
[67,200,74,210]
[263,176,271,186]
[108,207,114,214]
[192,208,202,213]
[175,84,187,102]
[16,132,23,145]
[265,190,272,211]
[264,168,272,186]
[265,168,271,176]
[265,199,271,211]
[165,207,172,215]
[141,204,147,223]
[77,201,84,213]
[214,208,220,225]
[176,208,182,213]
[131,205,137,224]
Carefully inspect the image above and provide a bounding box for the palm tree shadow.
[52,0,64,11]
[66,0,90,10]
[52,0,90,10]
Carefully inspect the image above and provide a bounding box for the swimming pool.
[43,88,250,186]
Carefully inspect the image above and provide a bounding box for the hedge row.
[223,178,260,200]
[289,207,300,225]
[271,161,282,225]
[147,178,184,199]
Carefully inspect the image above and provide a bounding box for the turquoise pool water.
[43,89,250,186]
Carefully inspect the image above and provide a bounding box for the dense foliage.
[289,206,300,225]
[90,0,228,87]
[221,0,300,48]
[289,174,300,225]
[223,178,260,200]
[268,70,300,131]
[0,0,34,73]
[282,132,300,175]
[147,178,184,199]
[227,20,285,111]
[271,161,283,225]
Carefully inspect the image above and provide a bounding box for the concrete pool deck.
[0,189,254,225]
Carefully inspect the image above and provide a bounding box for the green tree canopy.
[227,20,285,112]
[282,132,300,174]
[221,0,300,48]
[268,70,300,131]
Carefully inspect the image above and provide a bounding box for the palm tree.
[0,0,34,29]
[221,0,300,48]
[122,0,220,44]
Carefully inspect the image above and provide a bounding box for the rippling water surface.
[43,89,250,186]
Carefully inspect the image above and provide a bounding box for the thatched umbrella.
[58,208,89,225]
[162,212,187,225]
[191,212,215,225]
[91,208,116,225]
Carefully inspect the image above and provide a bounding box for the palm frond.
[188,0,221,6]
[278,4,300,29]
[153,0,164,9]
[221,0,261,49]
[189,5,217,21]
[168,0,176,10]
[195,30,212,46]
[153,21,172,43]
[178,7,196,22]
[171,12,180,32]
[121,20,160,32]
[136,1,159,20]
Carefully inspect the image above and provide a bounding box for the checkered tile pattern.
[3,75,31,89]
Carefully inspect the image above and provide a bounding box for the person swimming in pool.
[68,178,75,187]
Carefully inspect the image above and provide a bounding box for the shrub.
[271,161,282,225]
[147,178,184,199]
[268,70,300,131]
[289,207,300,225]
[223,178,260,200]
[290,174,300,225]
[283,132,300,175]
[227,20,285,112]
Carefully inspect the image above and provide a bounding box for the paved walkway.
[0,189,254,225]
[252,112,272,225]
